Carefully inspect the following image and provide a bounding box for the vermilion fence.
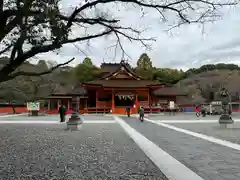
[0,107,28,113]
[1,106,240,114]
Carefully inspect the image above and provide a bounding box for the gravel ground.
[170,122,240,144]
[123,117,240,180]
[0,123,167,180]
[0,114,59,121]
[81,115,114,121]
[0,114,114,122]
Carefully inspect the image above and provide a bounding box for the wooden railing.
[86,107,111,114]
[142,107,181,114]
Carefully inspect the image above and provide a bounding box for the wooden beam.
[45,96,87,99]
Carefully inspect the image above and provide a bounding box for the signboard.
[117,95,135,100]
[211,101,221,105]
[27,102,40,111]
[169,101,175,109]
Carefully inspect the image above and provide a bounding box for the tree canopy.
[135,53,153,79]
[73,61,102,83]
[2,56,240,103]
[82,57,93,66]
[0,0,236,82]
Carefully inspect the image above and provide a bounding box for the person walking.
[126,106,131,117]
[59,104,66,122]
[139,106,144,122]
[201,105,206,117]
[195,105,200,117]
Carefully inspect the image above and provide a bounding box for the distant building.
[44,60,186,114]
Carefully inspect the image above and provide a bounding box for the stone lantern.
[66,96,83,131]
[218,88,234,128]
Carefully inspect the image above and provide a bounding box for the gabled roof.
[101,63,121,73]
[52,84,69,95]
[82,60,165,88]
[51,84,87,96]
[83,79,163,88]
[70,85,87,95]
[100,60,143,80]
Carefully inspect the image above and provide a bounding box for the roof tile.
[84,79,161,88]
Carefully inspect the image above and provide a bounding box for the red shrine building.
[45,60,186,114]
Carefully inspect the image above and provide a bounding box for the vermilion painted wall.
[0,107,28,113]
[0,107,87,114]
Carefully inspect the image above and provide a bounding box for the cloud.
[32,1,240,70]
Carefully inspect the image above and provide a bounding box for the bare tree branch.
[0,0,237,82]
[0,44,12,55]
[0,30,113,82]
[8,57,75,80]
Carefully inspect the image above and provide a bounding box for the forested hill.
[1,54,240,103]
[184,63,240,78]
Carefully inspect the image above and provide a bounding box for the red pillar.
[135,93,139,114]
[111,91,115,113]
[148,88,152,113]
[96,91,98,108]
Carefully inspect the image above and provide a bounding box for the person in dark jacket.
[59,105,66,122]
[201,105,206,117]
[126,107,131,117]
[139,106,144,122]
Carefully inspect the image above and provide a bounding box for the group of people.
[60,104,208,121]
[195,105,206,117]
[59,104,145,122]
[126,106,145,122]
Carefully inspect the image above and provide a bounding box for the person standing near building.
[201,105,206,117]
[139,106,144,122]
[209,104,212,115]
[169,101,175,116]
[126,106,131,117]
[59,104,66,122]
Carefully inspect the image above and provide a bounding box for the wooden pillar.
[111,91,115,113]
[57,100,61,109]
[67,99,70,110]
[135,93,139,109]
[148,88,152,113]
[135,93,139,114]
[96,91,98,108]
[48,100,50,110]
[77,97,79,111]
[148,89,150,106]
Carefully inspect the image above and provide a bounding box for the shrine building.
[44,60,186,114]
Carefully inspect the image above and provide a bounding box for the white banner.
[27,102,40,111]
[169,101,175,109]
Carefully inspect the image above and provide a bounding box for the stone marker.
[66,96,83,131]
[218,88,234,128]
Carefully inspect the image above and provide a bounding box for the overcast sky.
[34,1,240,70]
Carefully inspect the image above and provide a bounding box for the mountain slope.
[176,69,240,102]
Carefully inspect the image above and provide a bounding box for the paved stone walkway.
[149,113,240,121]
[169,122,240,146]
[3,114,240,180]
[0,115,167,180]
[123,117,240,180]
